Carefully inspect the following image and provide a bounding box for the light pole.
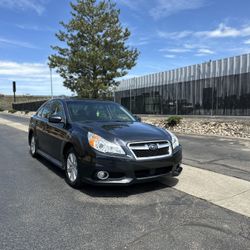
[50,67,53,99]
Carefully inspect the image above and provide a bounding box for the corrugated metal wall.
[115,54,250,116]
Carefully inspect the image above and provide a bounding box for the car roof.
[52,98,115,104]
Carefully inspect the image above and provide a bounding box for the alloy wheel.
[30,136,36,155]
[66,153,78,182]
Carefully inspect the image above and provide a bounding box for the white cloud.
[160,48,191,53]
[197,48,214,54]
[159,46,214,56]
[150,0,206,19]
[196,23,250,38]
[119,0,206,20]
[195,54,206,57]
[157,23,250,59]
[0,37,38,49]
[183,43,209,49]
[0,0,47,15]
[16,24,55,32]
[158,23,250,40]
[0,61,49,76]
[195,53,212,57]
[164,54,176,58]
[157,30,192,39]
[0,60,71,95]
[244,39,250,45]
[227,47,250,55]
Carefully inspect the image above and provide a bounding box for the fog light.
[96,171,109,180]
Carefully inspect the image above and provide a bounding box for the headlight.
[168,131,179,149]
[88,132,125,155]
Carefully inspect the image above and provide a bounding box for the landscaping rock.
[142,117,250,139]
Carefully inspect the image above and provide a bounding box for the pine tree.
[49,0,139,98]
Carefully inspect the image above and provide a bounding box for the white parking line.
[1,117,250,217]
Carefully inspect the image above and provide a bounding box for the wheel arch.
[62,142,74,159]
[62,130,87,160]
[28,129,34,145]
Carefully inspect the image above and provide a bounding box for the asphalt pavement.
[0,113,249,250]
[180,134,250,182]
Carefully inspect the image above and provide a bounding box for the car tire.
[30,134,37,158]
[64,148,84,189]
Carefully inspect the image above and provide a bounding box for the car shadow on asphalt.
[36,155,179,198]
[36,155,65,178]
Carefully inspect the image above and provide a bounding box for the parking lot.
[0,113,249,249]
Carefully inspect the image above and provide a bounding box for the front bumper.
[79,146,182,186]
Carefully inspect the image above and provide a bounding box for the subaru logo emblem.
[148,143,158,151]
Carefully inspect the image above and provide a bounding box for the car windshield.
[67,101,136,122]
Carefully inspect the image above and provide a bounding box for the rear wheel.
[30,134,37,158]
[64,148,83,188]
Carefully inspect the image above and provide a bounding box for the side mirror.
[134,115,141,122]
[49,115,62,123]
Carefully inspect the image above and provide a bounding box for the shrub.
[166,116,182,127]
[8,109,17,114]
[24,110,30,114]
[0,108,4,112]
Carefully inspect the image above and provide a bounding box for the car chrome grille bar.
[128,140,172,160]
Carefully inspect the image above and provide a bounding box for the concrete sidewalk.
[162,165,250,217]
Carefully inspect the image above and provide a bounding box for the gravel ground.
[142,117,250,139]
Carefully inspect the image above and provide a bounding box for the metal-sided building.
[114,53,250,116]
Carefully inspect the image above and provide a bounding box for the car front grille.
[128,140,172,160]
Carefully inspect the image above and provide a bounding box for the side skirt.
[37,149,65,170]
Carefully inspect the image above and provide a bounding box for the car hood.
[75,121,171,143]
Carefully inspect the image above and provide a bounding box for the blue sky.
[0,0,250,95]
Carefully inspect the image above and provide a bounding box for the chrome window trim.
[127,140,172,161]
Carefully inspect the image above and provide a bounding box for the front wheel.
[64,148,83,189]
[30,134,37,158]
